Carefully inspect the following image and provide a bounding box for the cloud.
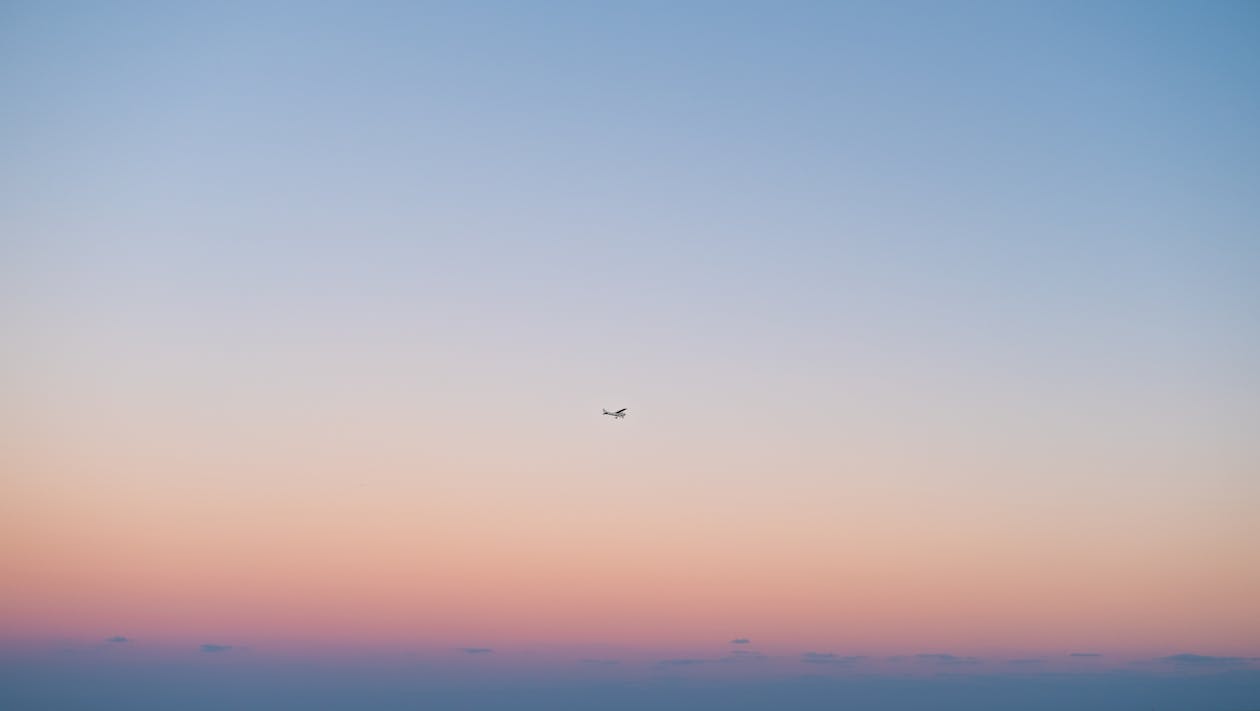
[460,648,493,655]
[199,644,233,653]
[730,638,751,644]
[1069,653,1103,658]
[1007,658,1046,665]
[1157,653,1256,666]
[802,652,866,664]
[657,658,709,667]
[105,636,129,644]
[914,653,981,665]
[720,650,767,663]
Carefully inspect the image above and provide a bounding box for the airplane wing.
[614,408,627,415]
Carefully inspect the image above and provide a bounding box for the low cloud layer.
[912,654,981,665]
[802,652,866,665]
[656,652,767,667]
[11,657,1260,711]
[1157,653,1256,666]
[657,658,710,667]
[721,650,766,663]
[460,648,494,655]
[105,636,128,644]
[200,644,233,653]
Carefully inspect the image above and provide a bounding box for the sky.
[2,1,1259,708]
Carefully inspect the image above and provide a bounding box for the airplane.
[602,408,627,419]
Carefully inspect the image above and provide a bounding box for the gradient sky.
[3,1,1259,708]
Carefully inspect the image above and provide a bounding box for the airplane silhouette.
[602,408,627,419]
